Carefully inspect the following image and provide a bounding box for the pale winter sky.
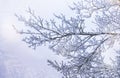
[0,0,78,78]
